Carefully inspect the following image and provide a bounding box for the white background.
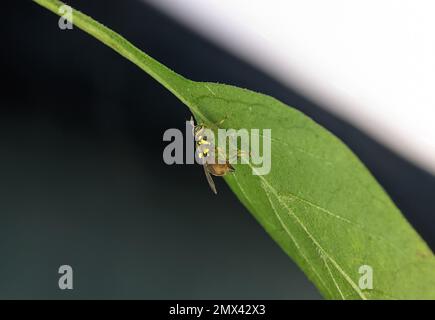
[145,0,435,174]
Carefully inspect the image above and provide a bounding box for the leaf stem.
[32,0,190,103]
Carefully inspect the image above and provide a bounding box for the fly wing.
[189,116,195,136]
[203,164,217,194]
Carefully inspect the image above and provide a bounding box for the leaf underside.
[34,0,435,299]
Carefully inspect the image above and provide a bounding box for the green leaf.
[33,0,435,299]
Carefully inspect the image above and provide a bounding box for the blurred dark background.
[0,0,433,299]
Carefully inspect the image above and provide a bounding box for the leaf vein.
[321,253,346,300]
[258,175,367,300]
